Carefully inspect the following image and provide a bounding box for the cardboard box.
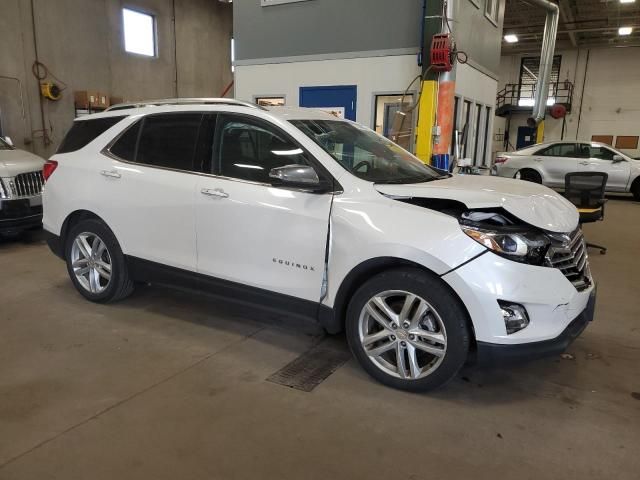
[74,90,99,109]
[96,92,110,108]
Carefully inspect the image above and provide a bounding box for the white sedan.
[493,141,640,200]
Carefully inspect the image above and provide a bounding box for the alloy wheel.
[70,232,112,294]
[358,290,447,380]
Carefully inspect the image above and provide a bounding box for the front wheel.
[345,269,470,392]
[631,180,640,202]
[64,218,134,303]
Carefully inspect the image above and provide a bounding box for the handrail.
[496,82,573,111]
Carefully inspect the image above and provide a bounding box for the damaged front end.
[394,197,552,266]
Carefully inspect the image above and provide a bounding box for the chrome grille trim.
[545,228,591,291]
[9,171,44,198]
[0,178,8,199]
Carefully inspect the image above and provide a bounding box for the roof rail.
[105,98,264,112]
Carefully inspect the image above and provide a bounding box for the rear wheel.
[64,219,134,302]
[345,268,470,392]
[515,169,542,183]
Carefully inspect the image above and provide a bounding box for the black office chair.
[564,171,608,255]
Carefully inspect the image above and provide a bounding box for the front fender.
[324,191,485,308]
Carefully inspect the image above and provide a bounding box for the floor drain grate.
[266,342,351,392]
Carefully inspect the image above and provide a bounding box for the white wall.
[235,55,421,128]
[455,62,498,166]
[495,47,640,157]
[235,55,497,164]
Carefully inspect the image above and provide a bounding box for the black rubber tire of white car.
[345,268,470,392]
[517,169,542,184]
[64,218,135,303]
[631,180,640,202]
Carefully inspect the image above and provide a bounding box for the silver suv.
[0,137,45,235]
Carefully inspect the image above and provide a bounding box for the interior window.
[135,113,202,171]
[216,116,310,183]
[578,144,616,160]
[537,143,576,157]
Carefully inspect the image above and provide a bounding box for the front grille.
[10,171,44,198]
[0,179,8,199]
[545,228,591,291]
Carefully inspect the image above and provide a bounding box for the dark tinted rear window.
[136,113,202,171]
[110,120,141,161]
[57,116,126,154]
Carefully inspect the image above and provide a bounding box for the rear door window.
[109,121,141,161]
[109,113,203,172]
[136,114,202,171]
[536,143,577,158]
[57,116,126,153]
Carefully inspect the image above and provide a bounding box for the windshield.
[0,137,14,150]
[290,119,444,183]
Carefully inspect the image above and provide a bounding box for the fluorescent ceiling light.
[619,26,633,35]
[620,0,635,5]
[504,34,519,43]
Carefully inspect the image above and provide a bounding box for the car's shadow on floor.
[102,282,580,403]
[0,227,47,248]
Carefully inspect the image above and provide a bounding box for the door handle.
[100,170,121,179]
[578,161,590,166]
[201,188,229,198]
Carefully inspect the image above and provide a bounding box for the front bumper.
[476,287,596,364]
[0,197,43,233]
[442,250,595,360]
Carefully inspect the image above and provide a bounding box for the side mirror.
[269,164,321,188]
[3,136,13,146]
[612,154,624,163]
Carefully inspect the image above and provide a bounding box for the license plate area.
[1,199,31,218]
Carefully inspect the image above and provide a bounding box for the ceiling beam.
[515,25,640,39]
[558,0,578,47]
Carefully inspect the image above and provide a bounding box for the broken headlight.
[461,225,550,265]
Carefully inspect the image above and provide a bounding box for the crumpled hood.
[375,174,579,233]
[0,149,45,177]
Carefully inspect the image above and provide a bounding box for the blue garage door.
[299,85,357,121]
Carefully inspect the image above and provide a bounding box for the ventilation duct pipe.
[524,0,559,128]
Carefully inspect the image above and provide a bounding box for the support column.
[415,80,438,162]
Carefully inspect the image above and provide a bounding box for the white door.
[534,142,579,187]
[195,113,333,302]
[577,143,631,191]
[102,112,202,270]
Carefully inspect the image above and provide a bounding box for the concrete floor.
[1,198,639,480]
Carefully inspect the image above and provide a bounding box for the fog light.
[498,301,530,334]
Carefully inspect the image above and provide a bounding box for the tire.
[345,268,470,392]
[632,180,640,202]
[64,218,134,303]
[516,169,542,184]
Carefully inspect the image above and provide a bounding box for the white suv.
[43,98,596,391]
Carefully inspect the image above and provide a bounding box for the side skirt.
[126,256,335,329]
